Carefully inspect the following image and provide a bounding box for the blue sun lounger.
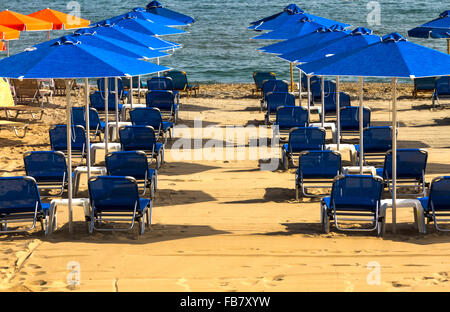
[295,150,342,200]
[265,92,295,125]
[72,107,105,141]
[432,76,450,107]
[90,91,123,113]
[321,175,384,235]
[376,149,428,197]
[164,70,199,98]
[311,79,336,104]
[355,126,393,164]
[130,107,174,143]
[97,78,129,102]
[119,125,165,169]
[418,177,450,232]
[253,71,276,96]
[340,106,371,138]
[49,125,88,165]
[88,176,152,235]
[281,127,326,170]
[24,151,68,197]
[323,92,351,119]
[272,106,309,141]
[412,77,436,99]
[146,90,179,123]
[147,77,180,103]
[261,79,289,111]
[106,151,157,199]
[0,177,51,235]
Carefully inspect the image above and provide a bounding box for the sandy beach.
[1,82,450,292]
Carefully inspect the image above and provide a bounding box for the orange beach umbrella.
[0,25,20,40]
[0,10,53,31]
[28,8,90,30]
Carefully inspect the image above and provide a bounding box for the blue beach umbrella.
[34,31,170,60]
[298,33,450,232]
[252,17,326,40]
[87,22,181,51]
[280,27,381,64]
[249,4,350,32]
[408,10,450,53]
[259,26,350,55]
[0,37,170,234]
[249,4,303,31]
[145,1,195,25]
[95,13,186,37]
[97,7,184,27]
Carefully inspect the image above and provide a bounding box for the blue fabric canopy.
[279,27,381,63]
[95,7,184,27]
[297,33,450,78]
[408,10,450,39]
[34,29,169,60]
[87,23,181,51]
[94,14,186,37]
[259,26,350,54]
[0,36,171,79]
[249,4,303,30]
[145,1,195,25]
[253,17,328,40]
[249,4,350,32]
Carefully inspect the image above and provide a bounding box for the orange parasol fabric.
[28,8,90,30]
[0,25,20,40]
[0,10,53,31]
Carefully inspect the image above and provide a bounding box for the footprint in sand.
[273,275,285,282]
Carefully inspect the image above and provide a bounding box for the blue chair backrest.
[97,78,125,98]
[147,77,174,91]
[301,75,320,90]
[427,177,450,211]
[330,175,383,212]
[311,79,336,98]
[323,92,351,112]
[276,106,308,129]
[71,107,102,131]
[436,77,450,95]
[0,177,43,214]
[24,151,67,183]
[105,151,149,180]
[266,92,295,113]
[119,125,157,151]
[130,108,163,130]
[382,149,428,180]
[88,176,140,212]
[253,71,276,89]
[364,127,392,153]
[340,106,371,131]
[299,151,342,179]
[164,70,189,90]
[262,80,289,100]
[90,91,118,111]
[146,90,175,111]
[414,77,436,90]
[123,77,144,89]
[288,127,326,153]
[49,125,86,152]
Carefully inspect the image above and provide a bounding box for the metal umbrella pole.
[115,78,120,140]
[84,78,91,178]
[290,62,294,92]
[447,38,449,54]
[307,75,311,123]
[298,69,302,106]
[129,77,133,110]
[138,76,141,104]
[321,76,325,127]
[336,76,340,150]
[65,80,74,235]
[359,77,364,174]
[104,78,109,156]
[392,77,398,234]
[6,41,9,57]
